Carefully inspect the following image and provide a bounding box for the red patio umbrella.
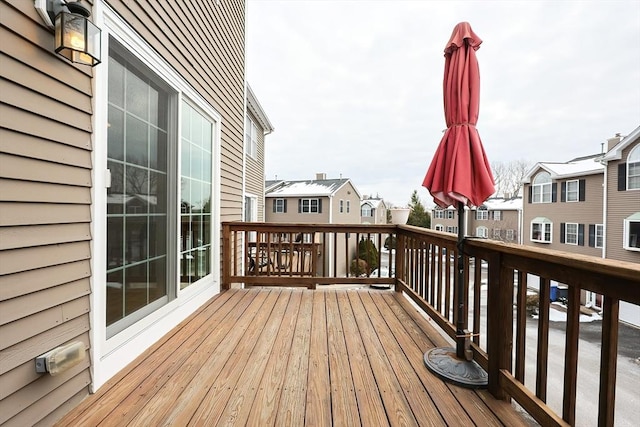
[422,22,494,388]
[423,22,494,207]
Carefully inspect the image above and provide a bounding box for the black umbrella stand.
[423,201,488,388]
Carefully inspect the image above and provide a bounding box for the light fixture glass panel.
[54,12,101,66]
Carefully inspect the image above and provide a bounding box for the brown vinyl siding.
[1,0,246,424]
[0,0,94,424]
[523,170,604,257]
[245,110,266,221]
[104,0,246,222]
[606,142,640,263]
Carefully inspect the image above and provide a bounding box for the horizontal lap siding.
[105,0,246,222]
[606,142,640,263]
[0,1,93,425]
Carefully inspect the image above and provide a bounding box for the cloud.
[248,0,640,205]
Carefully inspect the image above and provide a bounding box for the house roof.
[265,178,359,198]
[361,198,386,210]
[479,197,523,211]
[246,84,274,134]
[601,125,640,161]
[522,157,604,183]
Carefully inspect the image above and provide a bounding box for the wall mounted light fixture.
[35,341,86,376]
[35,0,101,67]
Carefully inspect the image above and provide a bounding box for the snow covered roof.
[361,198,386,209]
[522,157,604,183]
[479,197,523,211]
[266,178,355,197]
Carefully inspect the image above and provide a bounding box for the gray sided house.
[0,1,247,425]
[522,156,605,258]
[431,197,523,243]
[360,197,388,224]
[244,84,274,223]
[265,174,362,276]
[601,127,640,326]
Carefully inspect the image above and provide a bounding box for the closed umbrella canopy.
[423,22,494,208]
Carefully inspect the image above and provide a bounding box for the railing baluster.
[563,283,580,424]
[536,277,550,402]
[599,296,619,427]
[473,257,482,346]
[515,270,527,382]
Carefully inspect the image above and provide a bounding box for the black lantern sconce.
[35,0,101,67]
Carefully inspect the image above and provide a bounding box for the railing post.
[395,229,404,292]
[486,251,513,399]
[222,223,231,290]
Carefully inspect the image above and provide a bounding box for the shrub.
[356,238,379,274]
[350,259,368,276]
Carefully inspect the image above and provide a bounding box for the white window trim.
[476,209,488,220]
[531,220,553,243]
[435,224,444,231]
[476,226,488,238]
[623,217,640,252]
[346,200,350,213]
[627,145,640,190]
[566,179,579,202]
[91,3,221,391]
[532,172,552,203]
[595,224,604,249]
[300,198,320,213]
[362,204,372,217]
[565,222,578,245]
[274,198,285,213]
[245,115,258,159]
[506,229,515,241]
[339,199,344,213]
[492,210,502,221]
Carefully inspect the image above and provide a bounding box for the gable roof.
[361,198,387,210]
[477,197,523,211]
[246,84,274,134]
[601,125,640,161]
[522,157,604,183]
[265,178,360,198]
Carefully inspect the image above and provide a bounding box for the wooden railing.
[222,222,640,427]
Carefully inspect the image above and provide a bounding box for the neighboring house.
[522,156,604,258]
[360,197,388,224]
[0,1,248,424]
[265,174,362,276]
[431,197,522,243]
[601,126,640,326]
[244,84,274,223]
[469,197,523,243]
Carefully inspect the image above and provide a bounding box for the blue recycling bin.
[550,284,558,302]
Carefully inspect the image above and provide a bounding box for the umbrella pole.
[455,201,471,360]
[423,201,487,388]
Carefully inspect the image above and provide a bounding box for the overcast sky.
[246,0,640,207]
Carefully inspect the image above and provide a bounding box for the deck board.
[56,288,536,427]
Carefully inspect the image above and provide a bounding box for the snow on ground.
[533,303,603,323]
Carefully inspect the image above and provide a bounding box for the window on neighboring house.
[476,226,488,238]
[493,228,501,239]
[299,198,321,213]
[447,210,455,219]
[106,39,217,336]
[434,209,445,219]
[588,223,604,248]
[627,145,640,190]
[532,172,552,203]
[244,115,257,159]
[361,204,372,217]
[492,211,502,221]
[565,180,579,202]
[476,208,488,220]
[531,218,552,243]
[435,224,444,231]
[564,223,578,245]
[273,198,286,213]
[623,213,640,251]
[506,229,515,241]
[446,226,458,234]
[346,200,350,213]
[339,199,344,213]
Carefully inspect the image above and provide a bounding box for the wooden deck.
[57,288,535,426]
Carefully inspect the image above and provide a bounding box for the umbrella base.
[424,347,488,389]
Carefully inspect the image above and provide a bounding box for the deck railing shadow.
[222,222,640,427]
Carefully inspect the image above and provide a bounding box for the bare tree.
[491,159,532,198]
